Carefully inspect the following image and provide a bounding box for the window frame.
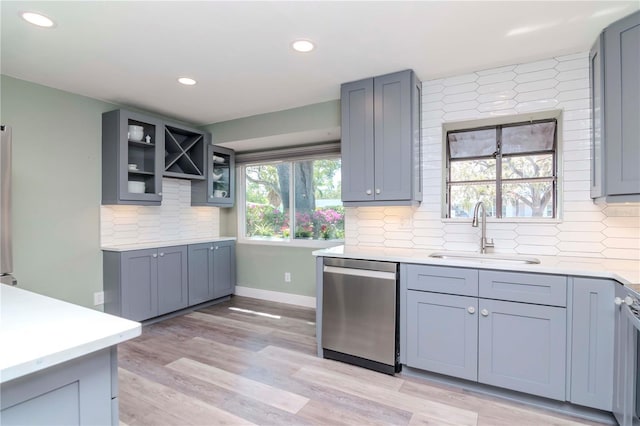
[237,154,344,248]
[445,117,558,220]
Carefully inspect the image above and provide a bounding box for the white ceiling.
[1,1,638,127]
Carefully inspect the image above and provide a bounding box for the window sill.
[238,237,344,249]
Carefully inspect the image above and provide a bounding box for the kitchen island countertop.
[0,284,141,384]
[313,245,640,290]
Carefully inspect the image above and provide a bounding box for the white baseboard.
[234,286,316,308]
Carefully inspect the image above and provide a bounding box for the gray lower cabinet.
[612,284,638,426]
[590,10,640,202]
[1,348,116,426]
[477,298,566,401]
[104,245,188,321]
[405,264,567,401]
[187,241,236,305]
[341,69,422,206]
[570,278,615,411]
[406,290,478,381]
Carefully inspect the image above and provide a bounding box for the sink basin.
[429,252,540,264]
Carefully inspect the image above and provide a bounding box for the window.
[446,119,557,219]
[242,157,344,242]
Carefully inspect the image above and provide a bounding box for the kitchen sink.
[429,252,541,264]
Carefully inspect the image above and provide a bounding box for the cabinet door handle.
[467,306,475,314]
[366,189,372,195]
[481,309,489,317]
[215,246,219,250]
[210,246,214,251]
[615,296,635,306]
[152,253,158,258]
[158,192,162,196]
[159,252,164,257]
[375,188,381,194]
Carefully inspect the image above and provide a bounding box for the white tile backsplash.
[345,53,640,261]
[100,178,219,246]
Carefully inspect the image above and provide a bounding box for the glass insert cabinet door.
[124,116,162,201]
[208,145,235,206]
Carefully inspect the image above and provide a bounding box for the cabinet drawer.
[405,264,478,296]
[479,270,567,307]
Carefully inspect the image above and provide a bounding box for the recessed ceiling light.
[178,77,196,86]
[21,12,55,28]
[291,39,315,53]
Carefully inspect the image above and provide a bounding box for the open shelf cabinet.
[163,123,208,180]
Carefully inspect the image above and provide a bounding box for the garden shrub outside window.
[446,119,557,219]
[243,158,344,242]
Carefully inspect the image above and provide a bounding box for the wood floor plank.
[118,368,255,425]
[297,399,406,426]
[117,296,605,426]
[166,357,311,414]
[293,365,479,426]
[260,345,405,391]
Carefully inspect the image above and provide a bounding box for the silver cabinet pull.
[481,309,489,317]
[152,253,157,258]
[366,189,372,195]
[158,192,162,196]
[159,252,164,257]
[467,306,476,314]
[375,188,381,194]
[215,246,219,250]
[210,246,214,251]
[615,296,635,306]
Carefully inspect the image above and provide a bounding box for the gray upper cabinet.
[163,121,209,180]
[570,278,615,411]
[590,11,640,202]
[187,240,236,305]
[192,145,235,207]
[102,109,164,205]
[341,69,422,206]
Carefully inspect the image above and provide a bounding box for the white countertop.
[313,245,640,290]
[101,237,236,252]
[0,284,141,384]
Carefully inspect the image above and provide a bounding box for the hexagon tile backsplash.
[344,52,640,261]
[100,178,220,246]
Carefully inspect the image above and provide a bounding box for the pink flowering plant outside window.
[244,159,343,242]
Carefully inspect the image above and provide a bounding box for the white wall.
[101,178,219,246]
[344,52,640,260]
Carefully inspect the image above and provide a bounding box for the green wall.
[1,75,115,308]
[203,100,340,144]
[236,244,317,298]
[0,75,337,306]
[209,101,341,299]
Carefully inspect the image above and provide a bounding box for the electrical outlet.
[284,272,291,283]
[94,291,105,306]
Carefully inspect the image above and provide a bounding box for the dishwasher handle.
[323,265,396,281]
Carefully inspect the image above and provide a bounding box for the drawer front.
[479,270,567,307]
[405,264,478,296]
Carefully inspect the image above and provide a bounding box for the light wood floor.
[118,296,606,426]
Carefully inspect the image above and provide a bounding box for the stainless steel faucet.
[472,201,495,254]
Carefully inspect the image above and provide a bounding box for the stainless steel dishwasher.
[322,257,400,374]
